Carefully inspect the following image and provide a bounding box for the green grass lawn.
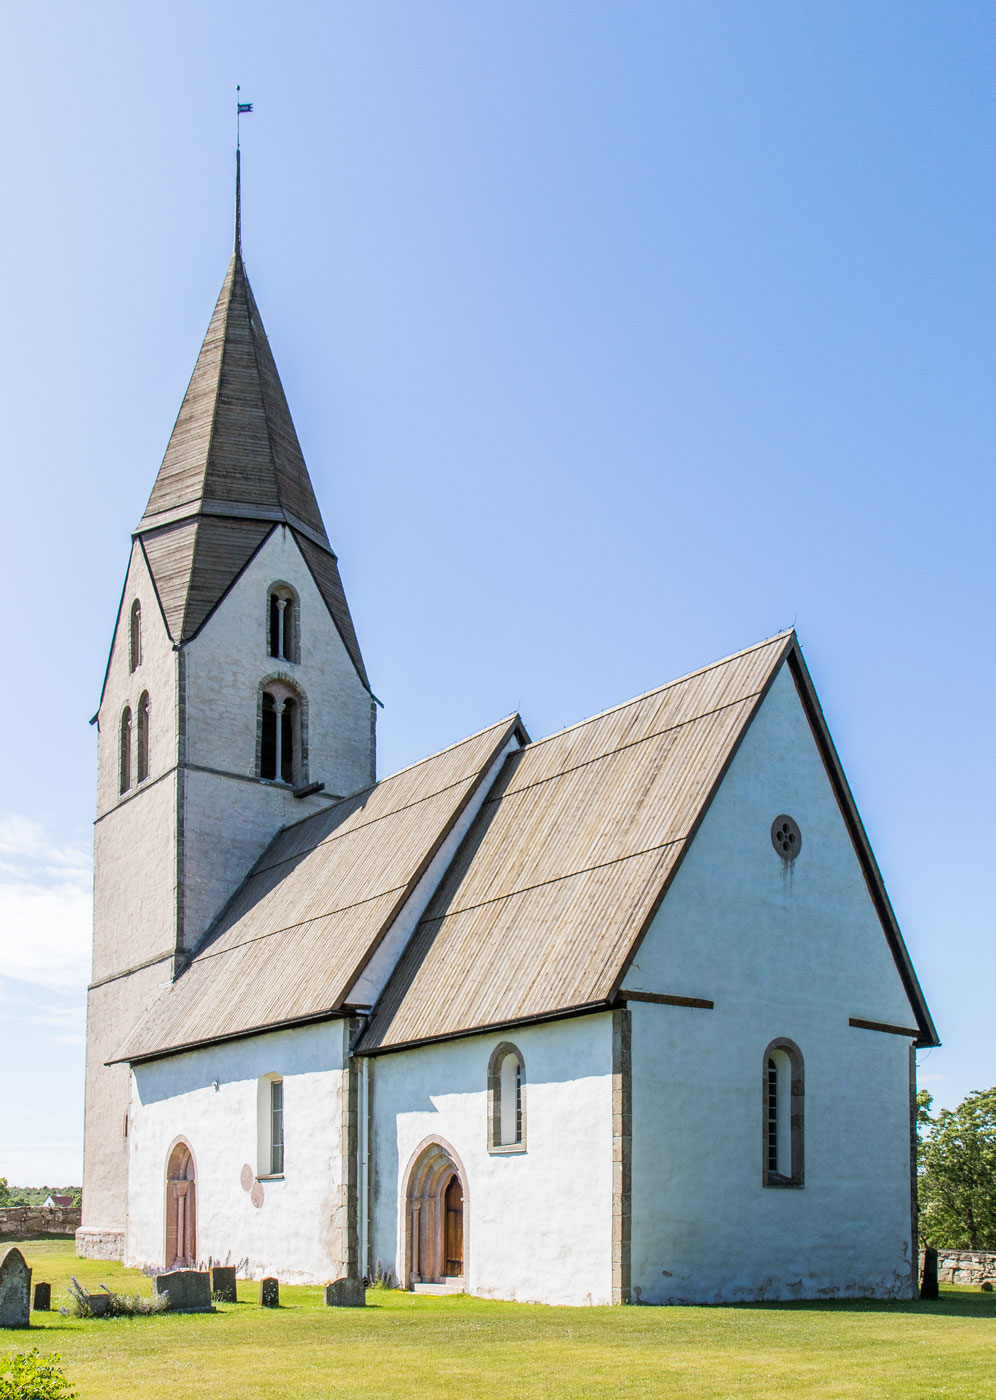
[3,1238,994,1400]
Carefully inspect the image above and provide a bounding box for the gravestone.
[87,1293,111,1317]
[154,1269,214,1312]
[920,1246,939,1300]
[210,1266,238,1303]
[0,1246,31,1328]
[259,1277,279,1308]
[324,1277,365,1307]
[32,1282,51,1312]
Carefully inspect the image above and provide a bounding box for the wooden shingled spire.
[134,162,369,689]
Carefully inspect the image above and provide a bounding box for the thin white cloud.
[0,815,91,995]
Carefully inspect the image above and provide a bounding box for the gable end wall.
[626,664,920,1302]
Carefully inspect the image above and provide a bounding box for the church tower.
[78,165,376,1257]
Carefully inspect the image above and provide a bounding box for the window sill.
[762,1178,804,1189]
[488,1144,527,1156]
[256,1174,285,1182]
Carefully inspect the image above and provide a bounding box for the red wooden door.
[443,1175,463,1277]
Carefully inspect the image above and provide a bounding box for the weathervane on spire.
[235,86,253,253]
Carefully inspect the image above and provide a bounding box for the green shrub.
[0,1349,76,1399]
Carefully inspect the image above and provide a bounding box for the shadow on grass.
[728,1293,995,1320]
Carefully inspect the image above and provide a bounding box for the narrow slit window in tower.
[136,693,150,783]
[119,707,132,794]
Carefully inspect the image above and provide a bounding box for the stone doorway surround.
[164,1138,197,1269]
[401,1136,468,1291]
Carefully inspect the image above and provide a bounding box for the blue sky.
[1,1,993,1182]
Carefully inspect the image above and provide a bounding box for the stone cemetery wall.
[922,1249,996,1287]
[0,1206,81,1237]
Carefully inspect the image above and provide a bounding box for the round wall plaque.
[250,1180,264,1209]
[240,1164,254,1192]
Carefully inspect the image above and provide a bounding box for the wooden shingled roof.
[130,247,369,687]
[356,633,938,1053]
[112,716,525,1064]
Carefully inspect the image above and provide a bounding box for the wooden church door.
[443,1174,463,1277]
[165,1142,197,1268]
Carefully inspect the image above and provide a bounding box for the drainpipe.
[358,1043,370,1281]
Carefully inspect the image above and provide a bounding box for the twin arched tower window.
[119,693,150,795]
[260,683,302,785]
[267,586,299,664]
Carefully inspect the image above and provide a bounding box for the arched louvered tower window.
[119,707,132,794]
[136,692,151,783]
[129,600,142,672]
[267,584,299,664]
[259,680,304,785]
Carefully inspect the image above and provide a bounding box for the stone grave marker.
[920,1246,939,1300]
[153,1269,214,1312]
[210,1266,238,1303]
[259,1277,279,1307]
[32,1282,51,1312]
[0,1246,31,1328]
[325,1277,365,1307]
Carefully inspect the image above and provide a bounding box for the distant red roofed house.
[43,1194,73,1209]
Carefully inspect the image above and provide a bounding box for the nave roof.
[113,715,524,1062]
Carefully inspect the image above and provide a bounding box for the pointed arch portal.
[165,1139,197,1269]
[402,1138,468,1288]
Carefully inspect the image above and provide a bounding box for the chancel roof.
[133,245,368,686]
[356,632,938,1053]
[113,716,525,1063]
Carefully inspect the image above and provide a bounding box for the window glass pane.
[270,1079,284,1175]
[499,1053,519,1145]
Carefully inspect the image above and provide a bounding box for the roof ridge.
[525,630,795,753]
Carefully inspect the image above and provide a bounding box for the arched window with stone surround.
[762,1038,804,1187]
[259,679,305,786]
[487,1042,525,1152]
[267,583,299,664]
[119,706,132,794]
[136,692,151,783]
[129,600,142,672]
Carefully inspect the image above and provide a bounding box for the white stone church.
[78,193,938,1306]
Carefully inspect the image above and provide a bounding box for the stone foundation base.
[75,1227,124,1261]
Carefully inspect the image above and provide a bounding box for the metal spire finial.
[235,86,253,254]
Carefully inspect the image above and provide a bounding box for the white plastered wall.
[178,526,374,949]
[625,662,920,1303]
[83,544,181,1241]
[127,1021,349,1283]
[367,1013,615,1306]
[183,525,372,793]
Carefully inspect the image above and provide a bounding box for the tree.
[918,1087,996,1250]
[0,1178,8,1207]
